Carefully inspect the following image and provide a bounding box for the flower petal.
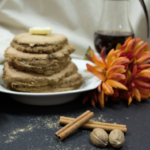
[128,96,132,105]
[102,82,114,95]
[140,90,150,99]
[137,64,150,70]
[92,65,105,71]
[108,73,126,80]
[138,87,150,92]
[139,89,150,94]
[133,79,150,89]
[124,70,131,85]
[136,53,150,64]
[135,69,150,77]
[91,50,104,66]
[120,50,135,61]
[106,79,128,90]
[141,94,149,99]
[131,65,137,77]
[84,69,89,72]
[110,57,130,66]
[135,38,141,44]
[107,49,116,67]
[113,49,122,57]
[98,83,102,92]
[133,41,144,53]
[113,69,126,74]
[124,35,133,45]
[86,64,106,81]
[132,88,141,102]
[106,65,125,77]
[137,51,149,61]
[119,44,127,51]
[135,74,150,81]
[91,98,95,107]
[98,90,104,107]
[134,43,149,57]
[100,47,106,65]
[125,38,136,51]
[116,43,121,49]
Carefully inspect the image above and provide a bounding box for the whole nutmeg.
[90,128,108,147]
[109,129,125,148]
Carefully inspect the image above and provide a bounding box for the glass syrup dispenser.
[94,0,149,54]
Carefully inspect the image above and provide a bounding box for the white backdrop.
[0,0,150,63]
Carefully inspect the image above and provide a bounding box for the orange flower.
[83,36,150,107]
[120,66,150,105]
[115,36,150,70]
[85,48,129,107]
[114,36,150,105]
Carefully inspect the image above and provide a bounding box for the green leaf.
[84,46,92,60]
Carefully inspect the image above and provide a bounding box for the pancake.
[6,73,83,93]
[5,44,75,66]
[11,33,68,53]
[6,83,82,93]
[10,57,71,75]
[2,61,78,86]
[5,44,75,75]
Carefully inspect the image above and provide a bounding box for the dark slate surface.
[0,92,150,150]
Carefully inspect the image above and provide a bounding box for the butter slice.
[29,27,52,35]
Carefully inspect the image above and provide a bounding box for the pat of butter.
[29,27,52,35]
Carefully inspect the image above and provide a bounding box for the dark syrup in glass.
[94,31,134,54]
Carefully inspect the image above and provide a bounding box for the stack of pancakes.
[2,33,83,93]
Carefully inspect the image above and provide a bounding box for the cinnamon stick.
[55,110,94,141]
[60,116,126,128]
[59,116,127,133]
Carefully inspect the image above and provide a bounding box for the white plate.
[0,59,101,105]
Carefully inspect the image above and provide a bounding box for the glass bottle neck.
[99,0,133,34]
